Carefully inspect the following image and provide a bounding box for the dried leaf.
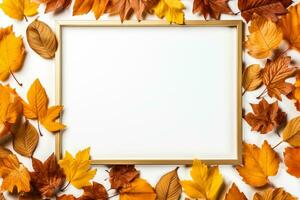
[31,154,65,198]
[78,182,108,200]
[0,154,31,193]
[155,167,181,200]
[58,147,96,189]
[244,98,286,134]
[253,188,297,200]
[282,116,300,147]
[224,183,247,200]
[245,14,283,59]
[261,56,295,100]
[109,165,140,190]
[40,0,71,13]
[0,0,39,20]
[236,141,280,187]
[192,0,233,19]
[153,0,184,24]
[73,0,109,20]
[57,195,77,200]
[119,178,156,200]
[18,189,42,200]
[287,71,300,111]
[284,147,300,178]
[238,0,292,22]
[0,147,12,159]
[180,159,223,200]
[242,64,262,92]
[26,19,58,59]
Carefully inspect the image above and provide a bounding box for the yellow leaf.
[236,141,280,187]
[253,188,297,200]
[58,147,96,189]
[0,0,39,20]
[120,178,156,200]
[41,105,65,132]
[0,26,25,84]
[224,183,247,200]
[0,154,30,193]
[154,0,184,24]
[242,64,262,93]
[245,14,283,59]
[282,116,300,147]
[180,159,223,200]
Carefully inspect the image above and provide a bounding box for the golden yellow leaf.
[58,147,96,189]
[236,141,280,187]
[0,154,30,193]
[242,64,262,93]
[120,178,156,200]
[154,0,185,24]
[0,26,25,85]
[180,159,223,200]
[253,188,297,200]
[0,0,39,20]
[73,0,109,20]
[224,183,247,200]
[282,116,300,147]
[245,14,283,59]
[0,147,12,159]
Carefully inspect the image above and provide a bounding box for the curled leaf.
[242,64,262,93]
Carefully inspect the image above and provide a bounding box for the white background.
[0,0,300,199]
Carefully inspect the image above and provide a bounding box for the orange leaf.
[224,183,247,200]
[109,165,139,190]
[284,147,300,178]
[253,188,297,200]
[78,182,108,200]
[119,178,156,200]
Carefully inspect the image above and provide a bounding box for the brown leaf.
[30,154,65,198]
[242,64,262,93]
[155,167,181,200]
[77,182,108,200]
[192,0,233,20]
[282,116,300,147]
[0,193,5,200]
[244,98,286,134]
[19,189,42,200]
[224,183,247,200]
[109,165,139,190]
[13,120,39,157]
[284,147,300,178]
[42,0,71,13]
[253,188,297,200]
[0,147,12,159]
[260,56,295,100]
[73,0,109,20]
[26,19,58,59]
[57,195,77,200]
[238,0,292,22]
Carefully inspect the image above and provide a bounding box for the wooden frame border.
[55,20,243,165]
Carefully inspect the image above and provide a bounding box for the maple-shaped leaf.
[192,0,233,20]
[236,141,280,187]
[282,116,300,147]
[279,3,300,53]
[73,0,109,20]
[57,194,77,200]
[77,181,108,200]
[253,188,297,200]
[30,153,65,198]
[245,14,283,59]
[109,165,140,189]
[58,147,96,189]
[224,183,247,200]
[244,98,286,134]
[238,0,292,22]
[119,178,156,200]
[38,0,71,13]
[0,154,30,193]
[0,26,25,86]
[0,0,39,20]
[154,0,184,24]
[260,56,296,100]
[180,159,223,200]
[284,147,300,178]
[22,79,65,135]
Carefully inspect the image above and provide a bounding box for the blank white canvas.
[60,25,238,161]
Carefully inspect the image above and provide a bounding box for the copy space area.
[61,25,238,161]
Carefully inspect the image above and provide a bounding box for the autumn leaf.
[155,167,182,200]
[73,0,109,20]
[244,98,286,134]
[19,189,42,200]
[119,178,156,200]
[284,147,300,178]
[31,153,65,198]
[0,26,25,86]
[287,71,300,111]
[259,56,295,100]
[236,141,280,187]
[13,120,39,157]
[0,193,4,200]
[238,0,292,22]
[109,165,140,190]
[0,154,30,193]
[253,188,297,200]
[153,0,184,24]
[22,79,65,135]
[282,116,300,147]
[38,0,71,13]
[0,0,39,20]
[224,183,247,200]
[59,147,96,189]
[77,182,108,200]
[245,14,283,59]
[279,3,300,53]
[0,147,12,159]
[242,64,262,94]
[192,0,233,20]
[57,194,77,200]
[180,159,223,200]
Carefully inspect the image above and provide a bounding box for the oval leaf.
[155,167,182,200]
[13,120,39,157]
[282,116,300,147]
[26,19,58,59]
[242,64,262,92]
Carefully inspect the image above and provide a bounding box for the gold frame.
[55,20,243,165]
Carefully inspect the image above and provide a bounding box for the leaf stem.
[108,193,119,199]
[9,70,22,86]
[37,120,43,136]
[256,88,267,99]
[276,46,292,59]
[60,182,70,192]
[242,90,246,96]
[24,15,28,22]
[272,140,284,149]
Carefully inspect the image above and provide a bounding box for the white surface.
[61,26,238,160]
[0,0,300,199]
